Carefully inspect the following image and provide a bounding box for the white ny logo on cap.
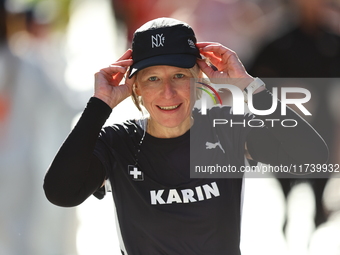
[151,34,165,48]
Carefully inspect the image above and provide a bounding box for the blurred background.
[0,0,340,254]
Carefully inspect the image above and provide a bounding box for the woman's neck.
[147,117,193,138]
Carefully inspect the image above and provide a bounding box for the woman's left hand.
[196,42,254,89]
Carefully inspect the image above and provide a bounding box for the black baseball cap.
[129,17,201,78]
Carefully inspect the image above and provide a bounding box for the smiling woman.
[43,17,328,255]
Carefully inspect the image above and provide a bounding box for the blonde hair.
[131,64,205,112]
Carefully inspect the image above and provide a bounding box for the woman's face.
[135,65,194,137]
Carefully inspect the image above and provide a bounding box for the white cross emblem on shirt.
[128,165,144,181]
[130,167,141,178]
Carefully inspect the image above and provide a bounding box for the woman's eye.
[148,76,158,81]
[174,74,185,79]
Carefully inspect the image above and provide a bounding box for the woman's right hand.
[94,49,135,108]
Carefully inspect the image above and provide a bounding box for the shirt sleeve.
[246,89,329,165]
[43,97,112,207]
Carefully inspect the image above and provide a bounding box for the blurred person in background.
[248,0,340,251]
[0,0,78,254]
[249,0,340,77]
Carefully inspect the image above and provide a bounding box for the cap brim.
[129,54,199,78]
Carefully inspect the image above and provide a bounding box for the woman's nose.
[161,80,177,98]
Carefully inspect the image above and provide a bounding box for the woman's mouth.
[157,104,181,111]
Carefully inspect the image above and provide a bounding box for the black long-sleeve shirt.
[43,89,328,255]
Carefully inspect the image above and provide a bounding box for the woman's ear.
[134,83,141,96]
